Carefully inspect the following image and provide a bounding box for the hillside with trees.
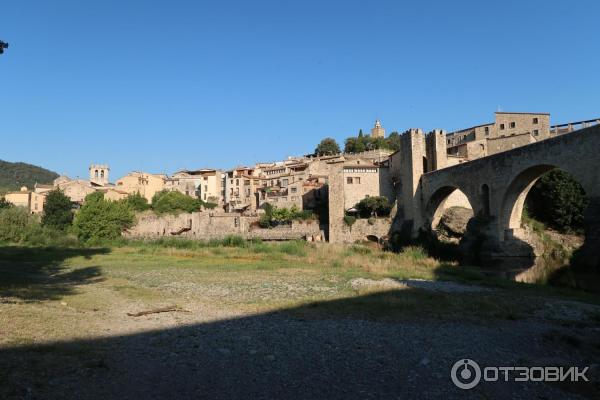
[0,159,58,193]
[344,130,401,153]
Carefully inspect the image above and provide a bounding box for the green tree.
[41,189,73,231]
[73,192,134,241]
[314,138,341,156]
[344,137,357,153]
[355,196,392,218]
[122,192,150,212]
[151,190,201,214]
[526,169,588,233]
[385,131,401,151]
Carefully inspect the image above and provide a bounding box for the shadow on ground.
[0,246,110,301]
[1,288,599,399]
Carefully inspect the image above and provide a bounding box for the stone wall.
[486,133,534,155]
[335,218,391,244]
[125,211,322,241]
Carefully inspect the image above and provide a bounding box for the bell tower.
[370,119,385,138]
[89,164,110,186]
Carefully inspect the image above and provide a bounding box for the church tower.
[370,119,385,138]
[89,164,110,186]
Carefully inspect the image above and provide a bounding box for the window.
[282,179,288,186]
[204,185,208,192]
[510,122,516,128]
[236,179,239,186]
[346,177,353,184]
[291,196,297,201]
[95,170,99,178]
[291,187,297,193]
[355,177,361,184]
[204,193,207,200]
[533,117,539,124]
[101,170,105,179]
[484,126,489,135]
[500,124,505,130]
[533,129,539,136]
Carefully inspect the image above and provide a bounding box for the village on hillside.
[4,112,596,224]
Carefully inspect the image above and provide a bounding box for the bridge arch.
[499,164,590,239]
[424,185,475,232]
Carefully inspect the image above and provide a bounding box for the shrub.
[355,196,391,218]
[259,214,272,228]
[0,207,42,243]
[41,189,73,231]
[343,215,356,227]
[258,204,314,228]
[201,201,218,209]
[122,192,150,212]
[152,190,201,214]
[73,192,134,241]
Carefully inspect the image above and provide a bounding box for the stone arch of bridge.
[498,163,594,241]
[423,185,477,232]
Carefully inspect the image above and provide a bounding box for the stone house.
[197,169,223,204]
[4,186,46,214]
[101,188,130,202]
[223,167,259,212]
[446,112,551,160]
[165,170,203,198]
[115,171,166,202]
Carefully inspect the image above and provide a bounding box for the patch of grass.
[399,246,428,261]
[278,241,307,256]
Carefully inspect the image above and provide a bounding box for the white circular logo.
[451,359,481,389]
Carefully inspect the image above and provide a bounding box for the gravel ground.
[3,297,599,399]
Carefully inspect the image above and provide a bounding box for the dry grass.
[1,241,599,349]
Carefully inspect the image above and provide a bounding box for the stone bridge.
[417,124,600,268]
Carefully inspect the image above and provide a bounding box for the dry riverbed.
[1,243,599,399]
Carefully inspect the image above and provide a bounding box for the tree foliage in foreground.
[73,192,134,241]
[41,189,73,231]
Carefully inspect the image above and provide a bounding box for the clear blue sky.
[2,1,599,180]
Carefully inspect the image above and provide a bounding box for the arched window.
[100,170,105,179]
[95,170,99,179]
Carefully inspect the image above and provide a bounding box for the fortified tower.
[425,129,448,172]
[89,164,110,186]
[370,120,385,138]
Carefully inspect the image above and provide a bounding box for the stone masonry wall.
[336,218,391,244]
[125,211,322,241]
